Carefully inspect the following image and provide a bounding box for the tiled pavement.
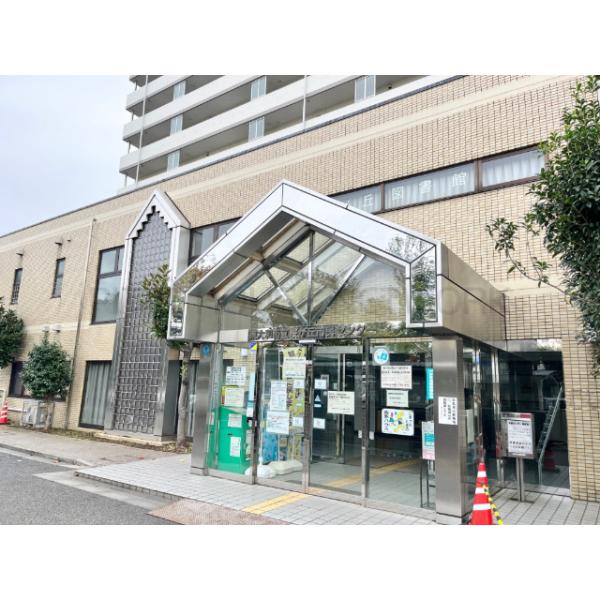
[77,455,600,525]
[77,455,434,525]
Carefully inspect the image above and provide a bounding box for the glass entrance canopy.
[169,181,504,344]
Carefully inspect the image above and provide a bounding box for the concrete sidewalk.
[78,455,435,525]
[0,426,168,467]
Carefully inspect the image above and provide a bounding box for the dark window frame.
[8,361,30,398]
[10,268,22,305]
[78,360,112,429]
[51,258,66,298]
[188,218,238,264]
[91,246,124,325]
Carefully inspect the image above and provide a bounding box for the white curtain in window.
[81,362,111,427]
[337,185,381,213]
[482,149,543,188]
[385,163,475,209]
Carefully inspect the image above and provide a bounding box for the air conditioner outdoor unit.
[21,399,48,428]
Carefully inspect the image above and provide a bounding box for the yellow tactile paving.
[242,492,306,514]
[326,458,420,489]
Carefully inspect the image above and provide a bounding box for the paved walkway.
[78,456,435,525]
[0,426,167,467]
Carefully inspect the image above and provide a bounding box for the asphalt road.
[0,450,169,525]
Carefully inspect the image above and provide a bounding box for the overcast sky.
[0,76,131,236]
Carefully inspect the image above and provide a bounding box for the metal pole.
[516,457,526,502]
[360,338,370,502]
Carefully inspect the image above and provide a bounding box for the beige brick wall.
[2,74,598,500]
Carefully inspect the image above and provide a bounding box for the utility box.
[21,399,48,428]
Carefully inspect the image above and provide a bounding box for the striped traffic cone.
[476,461,489,487]
[0,398,9,425]
[470,483,494,525]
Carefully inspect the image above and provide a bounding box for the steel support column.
[432,337,469,524]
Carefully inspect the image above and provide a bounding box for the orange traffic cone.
[476,461,489,487]
[470,484,494,525]
[0,398,9,425]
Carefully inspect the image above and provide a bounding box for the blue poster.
[426,368,434,401]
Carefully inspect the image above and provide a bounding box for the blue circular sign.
[373,347,390,365]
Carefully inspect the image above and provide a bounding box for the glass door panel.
[256,344,306,486]
[206,344,256,478]
[367,339,434,509]
[309,345,362,496]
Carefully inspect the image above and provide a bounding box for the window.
[93,246,123,323]
[248,117,265,141]
[335,185,382,213]
[250,76,267,100]
[354,75,376,102]
[10,268,22,304]
[189,219,238,264]
[167,150,180,171]
[79,361,111,428]
[52,258,65,298]
[173,80,186,100]
[170,114,183,135]
[481,148,544,189]
[385,163,476,209]
[9,362,29,398]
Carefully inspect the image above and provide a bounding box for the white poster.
[230,436,241,458]
[292,378,304,390]
[315,378,327,390]
[225,366,246,386]
[270,380,287,411]
[292,416,304,428]
[422,421,435,460]
[327,391,355,415]
[266,410,290,435]
[506,417,534,457]
[381,408,414,436]
[438,396,458,425]
[381,365,412,390]
[223,386,245,407]
[313,418,326,430]
[227,413,242,428]
[386,389,409,408]
[283,357,306,379]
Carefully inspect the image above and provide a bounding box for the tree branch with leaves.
[141,264,193,448]
[487,75,600,371]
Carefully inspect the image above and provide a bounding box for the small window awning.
[169,181,504,344]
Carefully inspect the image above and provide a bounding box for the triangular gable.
[127,189,190,240]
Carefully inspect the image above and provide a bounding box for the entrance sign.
[501,412,535,459]
[282,357,306,378]
[223,387,245,407]
[225,366,246,386]
[422,421,435,460]
[386,389,409,408]
[382,408,414,436]
[438,396,458,425]
[270,380,287,411]
[327,391,355,415]
[249,323,366,342]
[381,365,412,390]
[266,411,290,435]
[373,347,390,365]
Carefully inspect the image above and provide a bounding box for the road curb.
[77,470,183,500]
[0,442,95,467]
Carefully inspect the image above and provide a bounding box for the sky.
[0,76,131,236]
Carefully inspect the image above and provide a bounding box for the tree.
[0,297,25,369]
[21,334,72,431]
[487,75,600,371]
[141,264,193,448]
